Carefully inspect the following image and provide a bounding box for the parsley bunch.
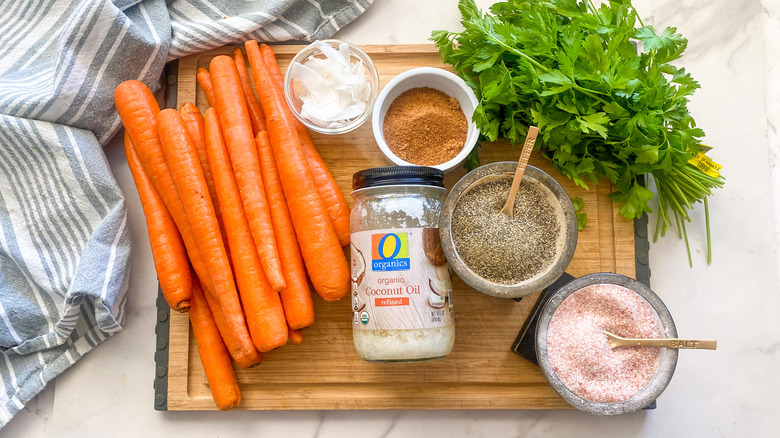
[431,0,724,264]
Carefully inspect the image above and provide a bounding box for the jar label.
[350,227,454,330]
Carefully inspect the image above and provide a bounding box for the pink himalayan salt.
[546,283,663,403]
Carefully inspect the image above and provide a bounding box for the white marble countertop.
[3,0,779,436]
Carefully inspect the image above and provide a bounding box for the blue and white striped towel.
[0,0,372,427]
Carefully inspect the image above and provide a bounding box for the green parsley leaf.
[576,212,589,231]
[432,0,725,264]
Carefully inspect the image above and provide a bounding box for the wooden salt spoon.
[602,330,717,350]
[499,126,539,218]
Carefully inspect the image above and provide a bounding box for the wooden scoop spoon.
[499,126,539,218]
[602,330,717,350]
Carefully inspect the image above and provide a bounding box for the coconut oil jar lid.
[352,166,444,190]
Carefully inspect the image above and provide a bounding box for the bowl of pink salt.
[535,273,678,415]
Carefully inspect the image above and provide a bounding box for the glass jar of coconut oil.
[350,166,455,362]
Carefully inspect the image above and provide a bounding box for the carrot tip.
[289,330,304,345]
[174,303,191,313]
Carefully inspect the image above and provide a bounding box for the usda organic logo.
[360,311,369,325]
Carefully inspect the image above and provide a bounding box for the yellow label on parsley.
[688,151,722,178]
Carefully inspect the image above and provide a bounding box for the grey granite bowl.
[535,273,679,415]
[439,161,578,298]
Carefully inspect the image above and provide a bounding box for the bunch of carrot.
[114,43,351,411]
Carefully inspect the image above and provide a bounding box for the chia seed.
[450,175,563,285]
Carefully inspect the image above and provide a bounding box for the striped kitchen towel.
[0,0,372,427]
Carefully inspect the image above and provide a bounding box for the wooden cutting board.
[162,44,637,410]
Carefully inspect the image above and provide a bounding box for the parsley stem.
[670,183,694,210]
[653,206,663,241]
[670,173,702,201]
[678,212,693,267]
[671,198,683,239]
[630,3,645,27]
[675,166,709,195]
[704,197,712,263]
[653,179,668,241]
[666,191,687,225]
[483,31,549,72]
[586,0,601,24]
[572,86,611,103]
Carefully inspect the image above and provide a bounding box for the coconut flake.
[290,40,371,128]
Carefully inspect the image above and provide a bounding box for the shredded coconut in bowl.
[546,283,663,403]
[289,41,371,129]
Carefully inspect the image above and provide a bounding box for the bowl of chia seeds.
[439,161,578,298]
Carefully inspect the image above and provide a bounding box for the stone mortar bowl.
[439,161,578,298]
[535,273,679,415]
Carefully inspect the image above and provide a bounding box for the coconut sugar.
[382,87,467,166]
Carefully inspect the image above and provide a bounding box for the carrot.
[245,40,349,302]
[189,276,241,410]
[209,55,286,292]
[179,103,217,206]
[204,282,262,368]
[156,108,257,364]
[255,131,314,329]
[299,133,351,247]
[196,68,217,108]
[115,82,256,364]
[115,81,213,297]
[233,47,267,134]
[288,327,303,345]
[179,103,232,265]
[260,44,350,246]
[205,108,288,352]
[124,132,191,312]
[259,43,285,93]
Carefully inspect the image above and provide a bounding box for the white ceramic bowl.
[371,67,480,173]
